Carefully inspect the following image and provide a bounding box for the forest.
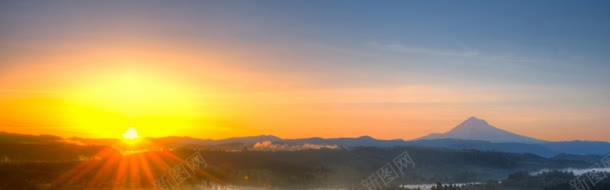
[0,140,603,189]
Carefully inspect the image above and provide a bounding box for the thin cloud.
[370,41,480,57]
[0,88,56,94]
[368,41,546,64]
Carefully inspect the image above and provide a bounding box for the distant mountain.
[418,116,547,144]
[0,131,62,144]
[2,116,610,158]
[550,153,604,163]
[542,141,610,156]
[214,135,281,145]
[405,138,558,157]
[144,135,279,145]
[282,136,406,147]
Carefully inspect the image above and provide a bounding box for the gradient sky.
[1,0,609,141]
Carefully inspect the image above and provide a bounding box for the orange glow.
[0,43,607,141]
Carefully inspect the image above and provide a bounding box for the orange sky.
[1,1,609,142]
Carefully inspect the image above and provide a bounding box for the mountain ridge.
[3,116,610,157]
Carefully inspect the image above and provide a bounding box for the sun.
[122,127,140,140]
[119,127,151,154]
